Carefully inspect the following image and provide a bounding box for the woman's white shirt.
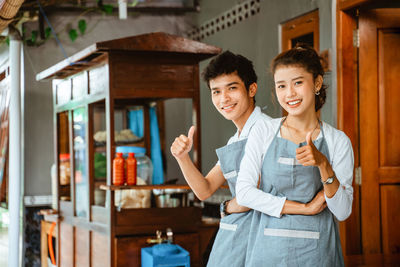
[235,118,354,221]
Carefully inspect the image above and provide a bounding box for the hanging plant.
[100,4,114,14]
[45,27,51,39]
[68,29,78,42]
[78,19,87,35]
[18,1,120,47]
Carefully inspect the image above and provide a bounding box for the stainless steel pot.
[153,189,190,208]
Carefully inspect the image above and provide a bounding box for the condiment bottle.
[113,152,125,186]
[59,153,71,185]
[126,152,137,185]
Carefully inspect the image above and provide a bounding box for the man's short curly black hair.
[202,50,257,91]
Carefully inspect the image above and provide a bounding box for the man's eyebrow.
[227,82,239,86]
[211,81,239,90]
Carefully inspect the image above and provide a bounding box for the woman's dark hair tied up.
[271,43,327,111]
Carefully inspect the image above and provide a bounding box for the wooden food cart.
[37,32,221,267]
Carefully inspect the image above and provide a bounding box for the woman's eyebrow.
[292,76,304,81]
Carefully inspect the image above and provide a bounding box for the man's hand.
[170,126,195,159]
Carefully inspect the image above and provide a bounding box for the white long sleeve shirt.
[236,118,354,221]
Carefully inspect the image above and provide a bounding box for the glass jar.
[116,146,153,185]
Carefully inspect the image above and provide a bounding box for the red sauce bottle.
[113,153,125,186]
[126,152,137,185]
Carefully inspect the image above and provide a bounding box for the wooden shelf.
[100,184,192,191]
[100,184,229,191]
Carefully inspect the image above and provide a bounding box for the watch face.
[321,176,334,184]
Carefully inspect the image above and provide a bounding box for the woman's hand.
[296,131,328,167]
[296,131,340,199]
[170,126,195,160]
[226,197,251,214]
[305,190,327,215]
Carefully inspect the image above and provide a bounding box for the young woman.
[236,45,354,266]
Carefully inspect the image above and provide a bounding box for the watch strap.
[220,199,230,217]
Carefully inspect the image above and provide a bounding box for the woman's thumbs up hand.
[170,126,195,159]
[296,131,326,167]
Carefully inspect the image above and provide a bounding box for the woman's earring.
[315,90,320,96]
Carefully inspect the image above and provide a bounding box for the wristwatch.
[220,200,231,218]
[321,173,335,184]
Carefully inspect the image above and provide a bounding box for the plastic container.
[126,152,137,185]
[113,152,125,186]
[141,243,190,267]
[116,146,153,185]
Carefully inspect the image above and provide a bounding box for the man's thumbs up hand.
[170,126,196,159]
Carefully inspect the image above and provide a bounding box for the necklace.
[285,117,319,144]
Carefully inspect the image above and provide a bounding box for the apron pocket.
[263,228,319,239]
[264,228,319,256]
[292,214,321,231]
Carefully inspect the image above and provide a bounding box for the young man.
[170,51,271,267]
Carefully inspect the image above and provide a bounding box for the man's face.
[210,73,256,129]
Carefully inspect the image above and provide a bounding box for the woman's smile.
[287,99,302,108]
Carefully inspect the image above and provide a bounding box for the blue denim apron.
[245,120,344,267]
[206,139,253,267]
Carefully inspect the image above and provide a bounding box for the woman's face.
[274,65,321,117]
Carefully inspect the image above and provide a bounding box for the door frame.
[336,2,362,256]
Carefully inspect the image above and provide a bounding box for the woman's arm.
[296,128,354,221]
[324,132,354,220]
[226,197,251,214]
[236,121,287,217]
[281,190,326,215]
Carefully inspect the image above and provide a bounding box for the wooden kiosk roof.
[36,32,221,81]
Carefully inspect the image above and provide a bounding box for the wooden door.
[359,9,400,255]
[281,10,319,52]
